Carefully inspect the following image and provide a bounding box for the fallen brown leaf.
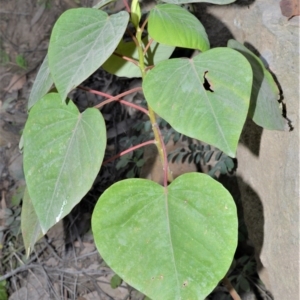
[4,74,26,93]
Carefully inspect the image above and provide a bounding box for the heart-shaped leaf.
[102,36,175,78]
[92,173,238,299]
[143,48,253,157]
[48,8,129,101]
[23,93,106,233]
[28,55,53,110]
[148,4,209,52]
[227,40,285,130]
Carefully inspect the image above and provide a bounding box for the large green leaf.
[23,93,106,233]
[148,4,209,52]
[143,48,253,157]
[102,36,175,77]
[48,8,129,101]
[28,55,53,110]
[21,187,44,258]
[92,173,238,299]
[227,40,285,130]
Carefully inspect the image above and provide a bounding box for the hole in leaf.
[203,71,214,92]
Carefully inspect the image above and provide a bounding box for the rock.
[194,0,299,298]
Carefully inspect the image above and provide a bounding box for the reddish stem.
[127,29,139,48]
[93,87,143,108]
[144,38,154,55]
[103,140,155,165]
[145,65,154,72]
[222,277,242,300]
[113,52,139,65]
[123,0,130,12]
[141,17,149,32]
[119,99,148,115]
[77,86,147,114]
[78,86,111,99]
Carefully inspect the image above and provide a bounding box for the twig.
[0,263,42,281]
[222,276,242,300]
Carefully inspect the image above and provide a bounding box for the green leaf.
[143,48,252,157]
[238,276,250,292]
[110,274,122,288]
[0,280,8,300]
[48,8,129,101]
[161,0,236,4]
[227,39,285,130]
[92,173,238,300]
[21,187,44,258]
[11,184,26,206]
[148,4,209,52]
[102,37,175,78]
[23,93,106,233]
[28,55,53,110]
[16,54,27,69]
[131,0,141,28]
[93,0,116,9]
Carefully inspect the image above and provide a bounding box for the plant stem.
[122,0,130,12]
[143,38,153,55]
[78,86,148,114]
[136,24,173,184]
[103,140,155,165]
[112,52,139,65]
[222,276,242,300]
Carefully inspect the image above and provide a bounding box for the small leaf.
[143,48,252,157]
[131,0,141,28]
[110,274,123,289]
[238,276,250,292]
[194,152,201,164]
[28,55,53,110]
[92,173,238,299]
[144,120,152,132]
[16,54,27,69]
[161,0,235,4]
[136,158,145,167]
[204,150,214,163]
[11,185,26,206]
[48,8,129,101]
[227,40,285,130]
[224,157,234,171]
[148,4,209,52]
[215,151,223,161]
[220,162,227,174]
[116,155,131,169]
[23,93,106,233]
[21,187,44,257]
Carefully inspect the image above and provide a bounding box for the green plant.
[15,54,27,69]
[20,0,284,299]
